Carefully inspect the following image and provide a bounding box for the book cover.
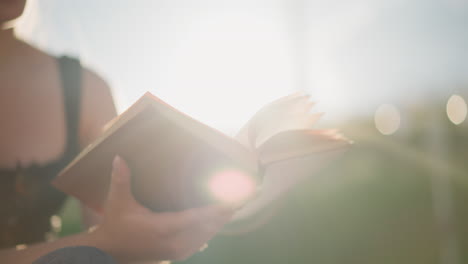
[53,92,351,221]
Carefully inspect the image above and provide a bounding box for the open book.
[53,92,351,221]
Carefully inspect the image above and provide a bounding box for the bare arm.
[0,157,232,263]
[0,231,102,264]
[77,69,165,264]
[78,68,116,227]
[79,68,117,148]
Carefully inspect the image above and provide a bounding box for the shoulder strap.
[57,56,82,156]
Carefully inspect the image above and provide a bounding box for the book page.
[257,129,351,164]
[235,92,321,149]
[233,94,351,221]
[232,146,347,221]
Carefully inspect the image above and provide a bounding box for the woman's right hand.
[88,156,233,263]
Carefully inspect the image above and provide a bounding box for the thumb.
[107,155,136,210]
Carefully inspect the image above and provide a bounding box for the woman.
[0,0,232,263]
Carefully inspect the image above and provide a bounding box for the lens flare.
[446,94,467,125]
[375,104,401,135]
[209,170,256,204]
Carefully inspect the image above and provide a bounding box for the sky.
[15,0,468,133]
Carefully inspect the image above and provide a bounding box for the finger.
[107,155,136,210]
[157,204,233,233]
[169,210,232,261]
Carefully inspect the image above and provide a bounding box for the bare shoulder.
[80,68,117,146]
[11,40,117,146]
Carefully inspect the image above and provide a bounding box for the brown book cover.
[53,92,351,219]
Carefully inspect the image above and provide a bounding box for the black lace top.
[0,56,82,248]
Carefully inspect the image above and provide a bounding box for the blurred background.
[15,0,468,263]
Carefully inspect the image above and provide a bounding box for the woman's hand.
[89,156,233,263]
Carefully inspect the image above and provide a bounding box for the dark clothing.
[0,57,82,248]
[33,246,116,264]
